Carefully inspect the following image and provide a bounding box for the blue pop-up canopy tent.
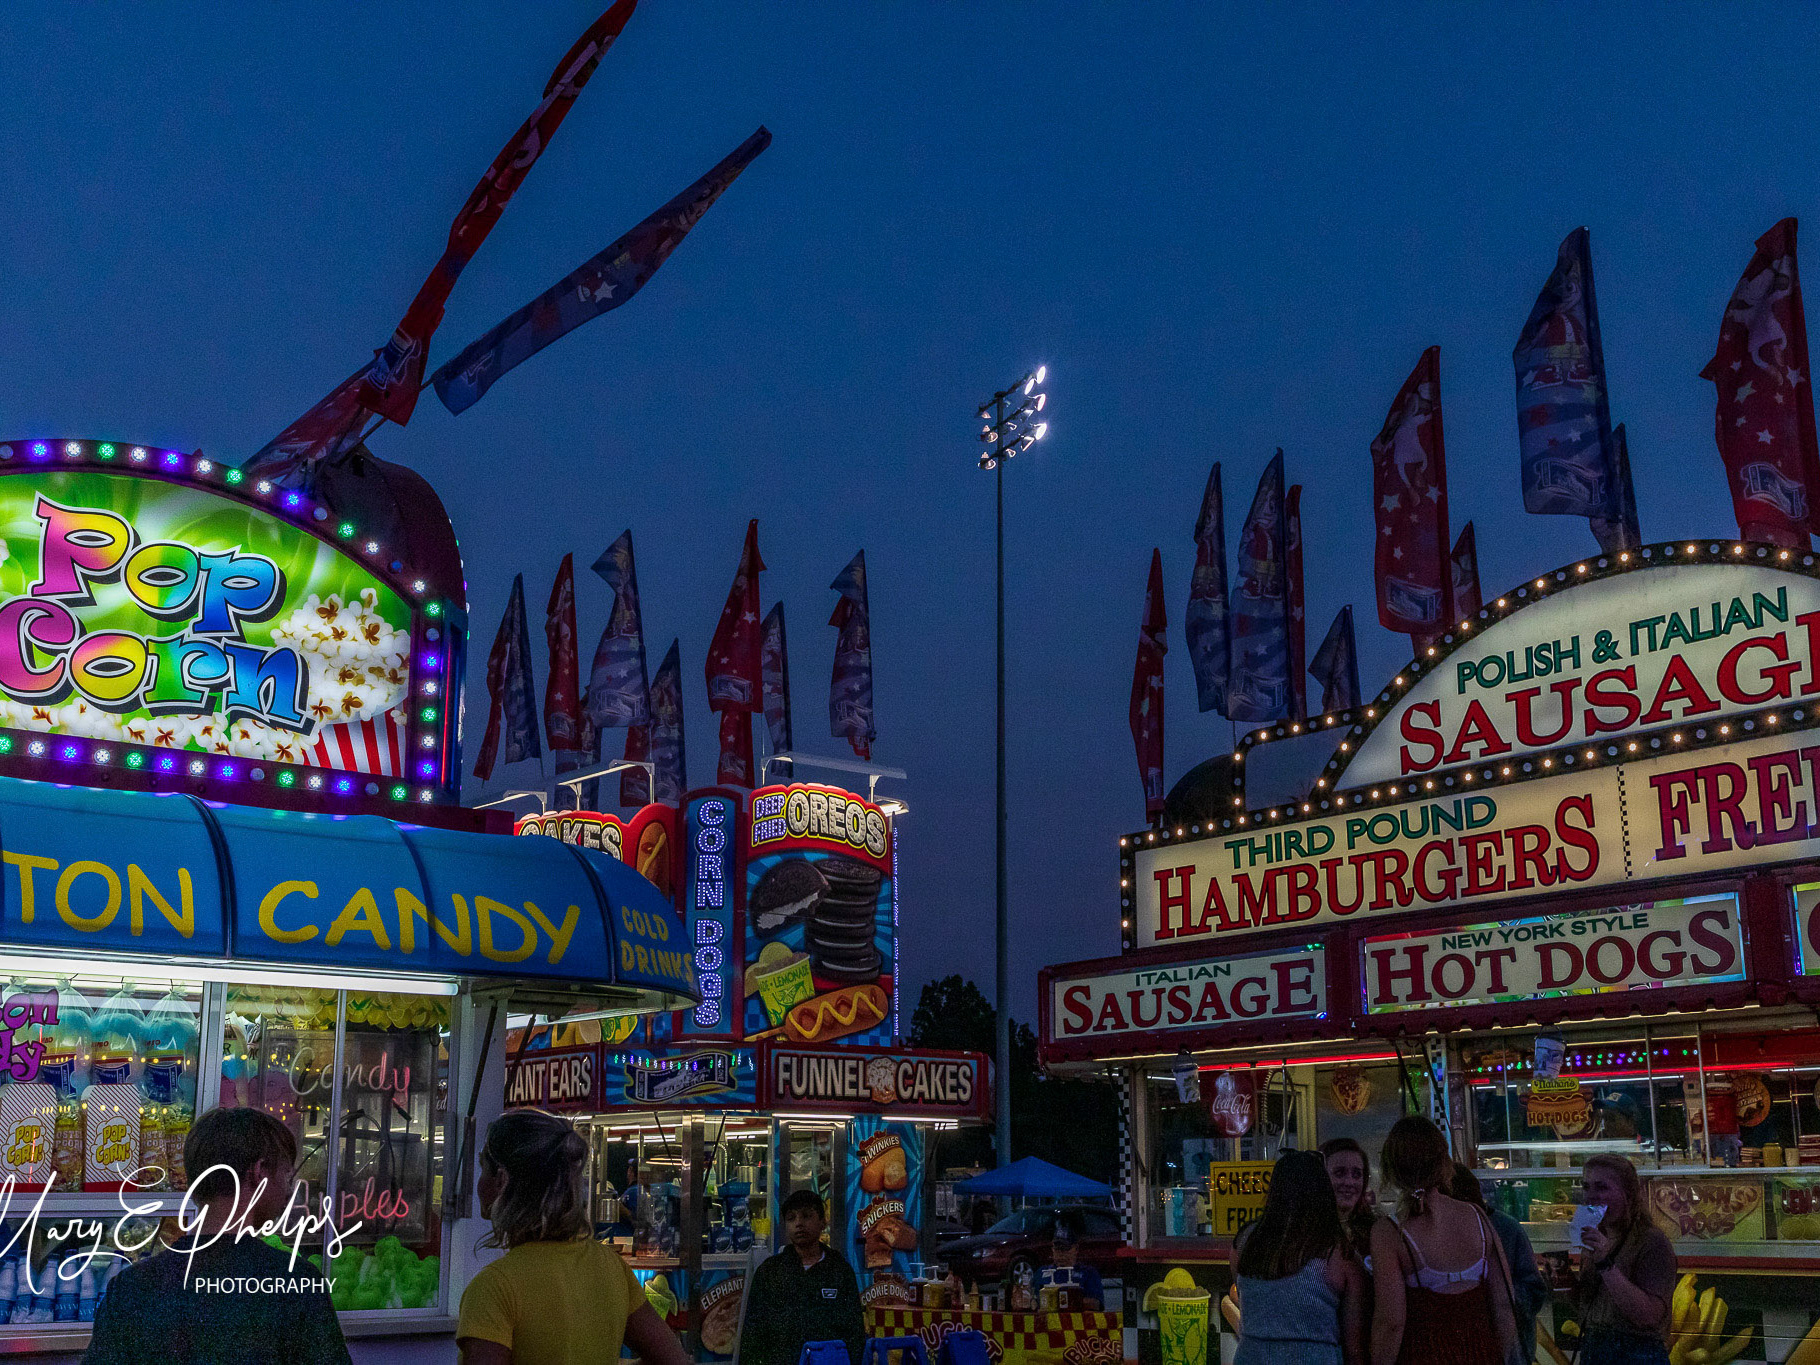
[955,1157,1113,1199]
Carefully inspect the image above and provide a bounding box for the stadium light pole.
[976,365,1047,1176]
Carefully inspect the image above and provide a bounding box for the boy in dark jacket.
[741,1190,865,1365]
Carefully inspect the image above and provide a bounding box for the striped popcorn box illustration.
[311,708,405,777]
[0,1083,57,1190]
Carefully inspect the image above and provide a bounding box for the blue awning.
[0,776,696,1006]
[954,1157,1114,1198]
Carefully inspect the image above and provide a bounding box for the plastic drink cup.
[1157,1289,1210,1365]
[750,949,814,1025]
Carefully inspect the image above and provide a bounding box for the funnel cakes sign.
[0,451,454,801]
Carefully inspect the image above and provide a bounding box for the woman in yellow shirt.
[458,1109,694,1365]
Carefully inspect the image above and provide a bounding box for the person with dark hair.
[741,1189,865,1365]
[1573,1155,1676,1365]
[1319,1137,1378,1261]
[1368,1116,1519,1365]
[1038,1214,1104,1310]
[458,1109,691,1365]
[83,1106,351,1365]
[1230,1151,1367,1365]
[1449,1163,1547,1365]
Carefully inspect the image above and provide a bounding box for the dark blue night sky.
[1,5,1816,1018]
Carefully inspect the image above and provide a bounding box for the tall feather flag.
[1590,423,1642,554]
[433,126,773,415]
[1372,347,1453,645]
[1701,218,1820,547]
[474,574,540,781]
[647,640,686,805]
[706,521,764,786]
[829,552,875,760]
[761,603,793,760]
[544,556,591,791]
[1285,483,1307,722]
[245,2,640,478]
[1514,228,1623,544]
[587,530,653,805]
[1227,452,1290,723]
[1184,462,1231,716]
[1130,549,1168,821]
[1451,523,1483,621]
[1308,606,1361,713]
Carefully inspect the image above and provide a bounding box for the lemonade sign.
[0,471,411,766]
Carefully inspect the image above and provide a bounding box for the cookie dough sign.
[744,782,895,1046]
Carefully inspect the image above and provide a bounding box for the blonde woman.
[458,1110,693,1365]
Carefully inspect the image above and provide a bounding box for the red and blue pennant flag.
[646,640,687,806]
[828,552,875,760]
[246,2,639,477]
[1372,347,1453,641]
[586,529,653,805]
[1451,522,1482,621]
[1308,605,1361,713]
[1184,462,1231,717]
[708,521,764,786]
[1129,549,1168,821]
[1514,228,1622,538]
[433,126,773,415]
[1285,483,1307,723]
[474,574,541,781]
[761,602,793,758]
[1590,423,1641,554]
[1228,452,1290,723]
[1701,217,1820,547]
[544,555,592,785]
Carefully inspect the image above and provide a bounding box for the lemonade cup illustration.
[747,944,814,1025]
[1144,1269,1210,1365]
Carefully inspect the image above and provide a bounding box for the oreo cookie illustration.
[750,860,828,936]
[806,856,883,982]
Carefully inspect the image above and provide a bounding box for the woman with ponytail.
[458,1109,692,1365]
[1367,1116,1520,1365]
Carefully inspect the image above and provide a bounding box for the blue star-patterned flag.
[647,640,687,806]
[1228,452,1290,724]
[587,530,651,730]
[761,602,793,757]
[1184,462,1231,717]
[829,552,875,759]
[474,573,541,781]
[1514,227,1620,528]
[432,126,773,415]
[1309,604,1361,713]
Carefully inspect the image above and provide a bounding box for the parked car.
[935,1204,1123,1287]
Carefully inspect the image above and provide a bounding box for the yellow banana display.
[1667,1274,1753,1365]
[1788,1312,1820,1365]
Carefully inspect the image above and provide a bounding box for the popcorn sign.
[0,470,421,776]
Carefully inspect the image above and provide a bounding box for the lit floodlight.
[1032,392,1046,411]
[1032,422,1048,441]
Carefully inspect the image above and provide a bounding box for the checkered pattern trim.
[1116,1078,1134,1244]
[865,1307,1123,1365]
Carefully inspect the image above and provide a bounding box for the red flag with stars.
[544,554,591,782]
[1372,346,1453,640]
[706,521,764,786]
[1129,548,1167,822]
[1285,484,1307,721]
[1701,218,1820,547]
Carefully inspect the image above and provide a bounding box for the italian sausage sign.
[1344,565,1820,786]
[1051,946,1326,1041]
[1359,894,1746,1014]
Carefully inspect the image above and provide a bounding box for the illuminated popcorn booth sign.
[0,444,458,805]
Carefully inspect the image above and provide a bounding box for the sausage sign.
[1050,946,1326,1041]
[1341,564,1820,786]
[1359,894,1746,1014]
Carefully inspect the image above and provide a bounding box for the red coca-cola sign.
[1206,1070,1254,1137]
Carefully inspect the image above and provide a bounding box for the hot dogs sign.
[743,783,895,1047]
[0,464,434,785]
